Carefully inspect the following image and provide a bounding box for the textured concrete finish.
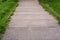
[3,0,60,40]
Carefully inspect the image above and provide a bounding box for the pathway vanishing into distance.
[3,0,60,40]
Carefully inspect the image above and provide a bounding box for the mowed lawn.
[0,0,18,39]
[38,0,60,24]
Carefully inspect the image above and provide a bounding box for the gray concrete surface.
[3,0,60,40]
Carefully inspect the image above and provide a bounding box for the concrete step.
[3,27,60,40]
[11,14,54,20]
[15,8,43,12]
[9,20,58,27]
[13,12,49,15]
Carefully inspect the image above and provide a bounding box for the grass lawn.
[38,0,60,24]
[0,0,18,40]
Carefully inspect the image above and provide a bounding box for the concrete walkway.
[3,0,60,40]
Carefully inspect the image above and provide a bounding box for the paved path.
[3,0,60,40]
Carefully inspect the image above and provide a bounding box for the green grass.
[38,0,60,24]
[0,0,18,40]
